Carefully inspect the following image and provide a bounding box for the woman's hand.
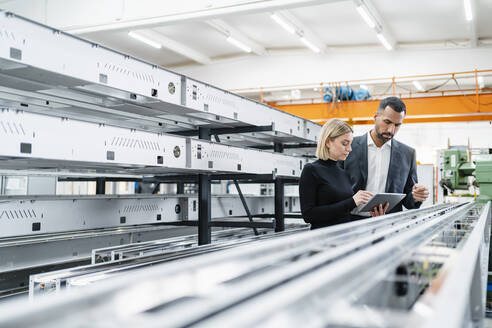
[352,190,374,206]
[370,202,390,217]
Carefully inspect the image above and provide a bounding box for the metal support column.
[198,127,212,245]
[274,178,285,232]
[273,142,284,153]
[198,174,211,245]
[176,182,184,194]
[273,142,285,232]
[96,178,105,195]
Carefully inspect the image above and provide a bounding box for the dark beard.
[376,130,393,143]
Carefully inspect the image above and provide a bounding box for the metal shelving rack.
[0,11,319,246]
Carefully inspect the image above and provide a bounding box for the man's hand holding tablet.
[370,202,390,217]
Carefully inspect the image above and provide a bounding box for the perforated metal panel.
[0,13,321,145]
[187,138,302,176]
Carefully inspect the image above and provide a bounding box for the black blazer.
[343,133,421,213]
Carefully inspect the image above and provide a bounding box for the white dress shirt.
[365,132,391,194]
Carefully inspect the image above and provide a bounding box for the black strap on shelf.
[151,183,161,194]
[233,180,259,236]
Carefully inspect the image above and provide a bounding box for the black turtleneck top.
[299,158,357,229]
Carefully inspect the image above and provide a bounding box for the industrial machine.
[439,147,492,202]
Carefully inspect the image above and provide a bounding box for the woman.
[299,119,377,229]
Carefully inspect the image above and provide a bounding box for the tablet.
[358,193,406,213]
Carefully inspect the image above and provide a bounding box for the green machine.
[475,155,492,202]
[440,148,492,202]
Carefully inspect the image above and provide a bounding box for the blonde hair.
[315,119,353,160]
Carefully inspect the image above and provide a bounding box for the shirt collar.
[317,158,337,167]
[367,131,392,148]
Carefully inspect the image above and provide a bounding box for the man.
[344,97,429,215]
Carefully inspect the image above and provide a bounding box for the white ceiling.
[2,0,491,69]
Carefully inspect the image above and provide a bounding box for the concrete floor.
[485,317,492,328]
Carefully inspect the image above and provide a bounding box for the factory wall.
[353,121,492,164]
[174,47,492,90]
[174,46,492,167]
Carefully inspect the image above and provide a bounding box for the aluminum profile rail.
[183,78,320,143]
[193,202,491,328]
[419,201,491,328]
[0,11,320,145]
[186,138,304,177]
[90,227,280,264]
[0,203,478,328]
[62,204,465,327]
[0,193,298,291]
[62,204,453,290]
[0,224,193,273]
[0,108,307,177]
[0,194,297,238]
[0,194,186,239]
[29,225,309,299]
[56,205,454,290]
[0,224,197,298]
[29,205,445,297]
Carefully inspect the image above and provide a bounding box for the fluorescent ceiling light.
[412,80,425,91]
[300,37,321,53]
[464,0,473,21]
[270,13,296,34]
[356,5,376,28]
[226,36,252,53]
[128,31,161,49]
[376,33,392,50]
[478,76,485,89]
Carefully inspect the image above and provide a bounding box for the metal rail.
[3,203,487,328]
[29,225,308,299]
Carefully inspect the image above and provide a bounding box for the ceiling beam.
[206,19,267,56]
[352,0,397,50]
[58,0,342,35]
[131,29,212,65]
[271,93,492,125]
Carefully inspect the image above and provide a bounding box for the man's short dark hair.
[378,97,406,114]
